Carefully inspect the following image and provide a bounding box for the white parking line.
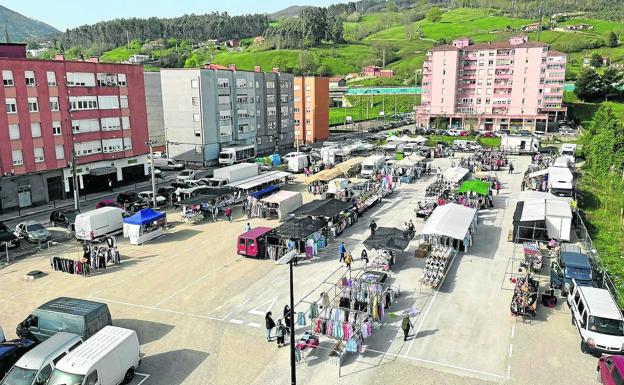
[91,296,227,322]
[248,322,261,328]
[508,344,513,358]
[135,373,150,385]
[240,298,250,306]
[229,319,244,325]
[511,324,515,338]
[255,287,265,295]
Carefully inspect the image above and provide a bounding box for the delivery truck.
[218,144,256,165]
[74,207,127,241]
[361,155,385,178]
[500,135,539,154]
[211,163,259,185]
[288,155,309,173]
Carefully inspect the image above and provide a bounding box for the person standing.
[509,162,514,174]
[275,320,286,348]
[344,252,353,270]
[265,312,276,342]
[361,249,369,268]
[283,305,292,335]
[225,206,232,222]
[401,314,414,341]
[339,241,347,262]
[403,222,410,241]
[495,181,501,195]
[107,178,113,192]
[212,205,218,222]
[369,220,377,238]
[244,223,251,232]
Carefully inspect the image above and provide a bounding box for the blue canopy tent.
[123,208,167,245]
[251,185,280,200]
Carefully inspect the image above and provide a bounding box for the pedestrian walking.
[245,223,251,232]
[275,320,286,348]
[344,252,353,270]
[338,242,346,262]
[225,206,232,222]
[401,314,414,341]
[360,249,369,268]
[283,305,292,334]
[369,220,377,238]
[403,222,410,241]
[107,178,113,192]
[509,162,514,174]
[242,200,247,214]
[408,220,415,238]
[265,311,275,342]
[212,206,218,222]
[495,181,501,195]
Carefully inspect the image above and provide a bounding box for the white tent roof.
[395,158,416,167]
[521,199,546,221]
[400,135,413,142]
[545,199,572,219]
[442,167,469,183]
[386,135,400,142]
[228,171,290,189]
[421,203,477,240]
[413,135,428,143]
[261,190,300,204]
[551,181,573,190]
[528,169,549,178]
[517,191,571,203]
[547,166,573,185]
[408,154,425,163]
[553,156,572,168]
[545,199,572,241]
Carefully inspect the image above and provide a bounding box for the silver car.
[14,221,51,243]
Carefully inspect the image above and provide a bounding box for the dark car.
[116,192,148,212]
[0,339,36,378]
[0,222,19,250]
[158,187,176,202]
[49,209,79,231]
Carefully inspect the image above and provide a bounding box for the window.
[120,96,128,109]
[52,121,62,135]
[72,119,100,134]
[2,70,13,86]
[217,78,230,89]
[69,96,98,110]
[47,71,56,86]
[117,73,127,87]
[25,71,35,86]
[195,146,202,154]
[193,113,201,122]
[66,72,95,87]
[12,150,23,165]
[55,145,64,160]
[5,98,17,113]
[28,97,39,112]
[236,79,247,88]
[194,130,201,137]
[97,96,119,110]
[34,147,44,163]
[266,81,275,89]
[191,79,199,88]
[218,96,230,105]
[101,117,121,131]
[122,117,130,130]
[294,85,300,91]
[102,139,124,153]
[49,97,59,111]
[9,124,20,140]
[192,97,199,106]
[123,138,132,150]
[31,123,41,138]
[257,137,262,145]
[85,371,98,385]
[305,85,311,91]
[305,96,311,102]
[74,141,102,156]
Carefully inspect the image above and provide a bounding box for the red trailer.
[237,227,273,258]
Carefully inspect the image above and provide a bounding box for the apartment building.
[294,76,330,144]
[0,43,149,210]
[144,72,165,152]
[417,36,567,132]
[160,66,294,165]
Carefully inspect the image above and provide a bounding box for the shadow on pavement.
[114,319,175,344]
[141,349,209,385]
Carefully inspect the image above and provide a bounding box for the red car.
[480,132,498,138]
[598,355,624,384]
[95,199,121,209]
[459,130,469,136]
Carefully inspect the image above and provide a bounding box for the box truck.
[153,158,184,171]
[218,144,256,165]
[74,207,127,241]
[361,155,385,178]
[500,135,539,154]
[48,326,140,385]
[211,163,259,185]
[288,155,309,173]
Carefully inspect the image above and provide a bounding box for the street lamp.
[146,139,157,208]
[276,250,298,385]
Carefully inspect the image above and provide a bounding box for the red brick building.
[0,44,149,210]
[362,65,394,78]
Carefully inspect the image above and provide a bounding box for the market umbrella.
[413,135,428,143]
[400,135,413,142]
[457,180,490,196]
[386,135,400,142]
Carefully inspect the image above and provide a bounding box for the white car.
[176,170,196,182]
[447,129,462,136]
[138,191,166,206]
[283,152,304,160]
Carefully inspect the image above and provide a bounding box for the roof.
[227,171,291,189]
[521,199,546,221]
[0,340,35,357]
[272,217,326,239]
[443,167,469,183]
[77,206,124,218]
[547,50,567,57]
[457,180,490,196]
[335,157,365,174]
[429,44,460,52]
[421,203,477,240]
[363,227,410,251]
[123,208,166,226]
[560,250,591,269]
[239,227,273,239]
[251,185,280,200]
[291,198,352,218]
[305,168,344,184]
[55,326,136,374]
[578,286,623,320]
[429,41,546,52]
[37,297,107,317]
[15,332,81,370]
[261,190,301,204]
[329,77,345,82]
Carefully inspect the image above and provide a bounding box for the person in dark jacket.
[275,320,286,347]
[283,305,292,334]
[402,315,414,341]
[265,311,275,342]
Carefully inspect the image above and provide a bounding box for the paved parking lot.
[0,155,601,385]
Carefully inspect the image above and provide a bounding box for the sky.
[5,0,347,31]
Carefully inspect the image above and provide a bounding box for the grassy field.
[329,94,418,126]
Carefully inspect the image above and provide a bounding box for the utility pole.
[146,140,157,208]
[72,151,79,210]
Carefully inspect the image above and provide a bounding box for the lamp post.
[146,139,157,207]
[276,250,298,385]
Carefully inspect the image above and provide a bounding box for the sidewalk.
[0,178,171,223]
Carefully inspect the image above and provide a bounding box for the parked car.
[95,199,122,209]
[14,221,51,243]
[597,355,624,384]
[0,222,19,249]
[479,131,498,138]
[157,187,177,202]
[283,152,304,160]
[176,169,197,182]
[138,191,166,206]
[116,192,147,212]
[49,209,79,231]
[0,339,36,378]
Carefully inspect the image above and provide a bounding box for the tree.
[608,31,619,48]
[575,68,604,101]
[590,52,604,68]
[427,7,443,23]
[386,0,396,13]
[585,104,624,174]
[433,117,448,130]
[602,68,624,101]
[405,23,416,40]
[297,51,319,75]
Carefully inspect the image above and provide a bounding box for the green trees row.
[575,68,624,102]
[583,104,624,175]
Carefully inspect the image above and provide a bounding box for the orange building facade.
[293,76,329,144]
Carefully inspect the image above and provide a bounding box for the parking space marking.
[91,296,227,322]
[240,298,250,306]
[248,296,278,316]
[511,324,515,338]
[365,347,506,379]
[229,319,244,325]
[255,287,265,295]
[248,322,261,328]
[508,344,513,358]
[135,373,150,385]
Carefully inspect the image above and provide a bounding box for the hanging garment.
[310,302,319,319]
[297,312,306,326]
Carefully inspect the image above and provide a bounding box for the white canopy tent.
[553,156,572,168]
[520,199,546,222]
[400,135,413,142]
[421,203,477,240]
[518,190,571,203]
[528,169,549,178]
[442,167,470,183]
[547,166,573,188]
[386,135,400,142]
[228,171,291,189]
[551,181,573,190]
[413,135,428,143]
[260,190,303,221]
[545,199,573,241]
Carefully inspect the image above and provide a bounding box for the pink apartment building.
[416,36,567,132]
[0,43,149,211]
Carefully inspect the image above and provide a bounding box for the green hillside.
[0,5,60,42]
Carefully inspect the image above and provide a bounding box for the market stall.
[265,217,328,260]
[393,155,426,183]
[455,180,492,209]
[290,198,356,238]
[362,227,410,271]
[177,187,239,224]
[259,190,303,221]
[227,171,291,191]
[510,273,539,317]
[335,157,365,178]
[512,196,572,242]
[442,167,470,184]
[325,178,351,201]
[305,168,345,195]
[123,208,167,245]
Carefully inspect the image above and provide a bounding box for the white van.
[0,332,82,385]
[48,326,140,385]
[153,158,184,171]
[568,283,624,354]
[361,155,385,178]
[74,207,127,241]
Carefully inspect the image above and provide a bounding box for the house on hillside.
[583,55,610,68]
[567,24,593,31]
[128,54,150,64]
[225,39,239,48]
[363,65,394,78]
[521,23,540,32]
[329,77,346,88]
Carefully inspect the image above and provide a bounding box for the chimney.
[88,56,99,63]
[54,54,65,61]
[229,64,236,71]
[272,67,280,73]
[254,66,261,73]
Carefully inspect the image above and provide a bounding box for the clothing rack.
[50,245,121,277]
